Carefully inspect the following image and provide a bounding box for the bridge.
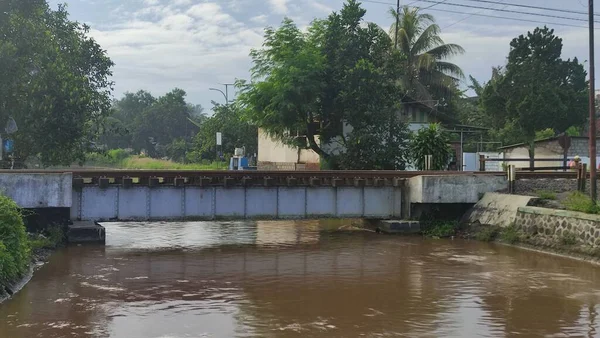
[1,170,509,222]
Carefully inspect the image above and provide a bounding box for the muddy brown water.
[2,220,600,337]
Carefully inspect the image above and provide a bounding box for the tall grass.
[563,192,600,214]
[86,151,227,170]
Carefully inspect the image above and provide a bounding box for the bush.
[29,225,65,250]
[500,225,520,244]
[536,190,557,200]
[475,226,499,242]
[560,231,578,246]
[0,195,30,288]
[563,192,600,214]
[422,221,459,238]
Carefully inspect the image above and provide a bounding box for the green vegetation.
[86,152,227,170]
[559,231,578,246]
[239,0,421,169]
[1,0,114,166]
[389,6,464,106]
[410,124,452,170]
[29,225,64,251]
[0,195,30,290]
[536,190,557,200]
[563,192,600,214]
[422,221,459,238]
[499,225,521,244]
[475,226,500,242]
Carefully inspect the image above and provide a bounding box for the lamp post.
[209,83,234,104]
[589,0,597,201]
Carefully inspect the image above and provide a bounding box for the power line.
[443,0,508,29]
[421,0,450,10]
[413,0,600,23]
[360,0,595,29]
[456,0,600,17]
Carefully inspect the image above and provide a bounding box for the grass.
[121,156,227,170]
[563,192,600,214]
[86,152,227,170]
[559,231,578,246]
[29,225,65,251]
[422,221,459,238]
[499,225,521,244]
[475,226,500,242]
[536,190,557,200]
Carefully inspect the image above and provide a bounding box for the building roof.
[498,135,589,150]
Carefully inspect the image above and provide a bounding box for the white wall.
[257,129,319,164]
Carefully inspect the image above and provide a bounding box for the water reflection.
[1,220,600,337]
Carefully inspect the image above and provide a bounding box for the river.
[2,220,600,337]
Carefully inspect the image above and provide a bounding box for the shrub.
[560,231,578,246]
[29,225,65,250]
[422,221,459,238]
[475,226,499,242]
[563,192,600,214]
[536,190,557,200]
[0,195,30,288]
[500,225,520,244]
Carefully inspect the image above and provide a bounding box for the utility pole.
[394,0,400,49]
[589,0,597,201]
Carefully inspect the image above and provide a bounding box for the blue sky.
[47,0,596,112]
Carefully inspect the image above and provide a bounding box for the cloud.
[88,1,265,107]
[269,0,288,14]
[308,0,333,14]
[250,14,268,24]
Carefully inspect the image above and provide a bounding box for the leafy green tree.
[190,103,257,161]
[0,1,114,165]
[388,6,464,103]
[132,89,198,157]
[410,123,451,170]
[482,27,588,144]
[239,0,409,169]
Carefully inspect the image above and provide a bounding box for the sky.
[47,0,598,112]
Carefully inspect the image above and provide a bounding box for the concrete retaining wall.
[462,193,535,228]
[408,175,507,204]
[0,173,72,208]
[516,207,600,247]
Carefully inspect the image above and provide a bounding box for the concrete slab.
[462,192,535,228]
[378,220,421,234]
[68,221,105,244]
[0,173,72,208]
[409,175,507,204]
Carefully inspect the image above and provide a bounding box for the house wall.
[257,129,320,170]
[503,138,600,169]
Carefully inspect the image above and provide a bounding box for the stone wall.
[515,207,600,247]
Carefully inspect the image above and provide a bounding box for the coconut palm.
[389,6,465,103]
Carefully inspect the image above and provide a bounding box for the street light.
[209,83,234,104]
[209,88,228,103]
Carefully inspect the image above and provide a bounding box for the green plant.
[500,225,521,244]
[563,192,600,214]
[536,190,557,200]
[0,195,30,288]
[422,221,459,238]
[475,226,500,242]
[410,123,452,170]
[560,231,578,246]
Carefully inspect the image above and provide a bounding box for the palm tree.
[389,6,465,104]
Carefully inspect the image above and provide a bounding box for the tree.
[388,6,464,104]
[239,0,409,169]
[190,103,257,161]
[481,27,588,145]
[0,1,114,165]
[131,89,198,157]
[410,123,451,170]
